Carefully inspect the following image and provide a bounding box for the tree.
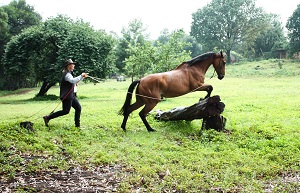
[2,0,42,37]
[286,4,300,56]
[182,34,202,58]
[115,19,148,73]
[156,29,201,58]
[3,15,73,91]
[0,0,42,88]
[153,29,191,72]
[2,26,42,90]
[2,15,115,96]
[124,29,192,81]
[251,14,287,58]
[191,0,269,63]
[0,8,9,55]
[57,20,115,81]
[0,8,9,87]
[125,40,156,81]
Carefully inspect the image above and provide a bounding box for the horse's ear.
[220,51,223,57]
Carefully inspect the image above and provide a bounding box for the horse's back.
[138,69,192,98]
[139,72,169,93]
[140,70,184,88]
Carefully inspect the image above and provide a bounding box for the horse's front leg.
[197,84,213,99]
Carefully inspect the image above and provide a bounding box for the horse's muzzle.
[218,74,224,80]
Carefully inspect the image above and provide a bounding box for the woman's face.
[67,64,75,71]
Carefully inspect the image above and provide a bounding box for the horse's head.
[213,51,226,80]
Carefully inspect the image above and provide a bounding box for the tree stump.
[154,95,226,131]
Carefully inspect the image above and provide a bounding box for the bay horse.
[119,51,226,132]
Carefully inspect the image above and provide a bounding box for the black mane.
[186,52,214,66]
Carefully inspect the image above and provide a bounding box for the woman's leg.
[72,97,82,127]
[47,99,72,121]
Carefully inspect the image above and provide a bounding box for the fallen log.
[201,115,227,132]
[154,95,226,131]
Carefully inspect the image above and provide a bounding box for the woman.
[43,59,88,127]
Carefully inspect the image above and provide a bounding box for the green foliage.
[2,0,42,36]
[0,60,299,192]
[115,19,148,74]
[156,29,202,58]
[0,0,42,89]
[247,14,287,59]
[124,29,191,80]
[125,40,156,80]
[2,27,40,89]
[33,15,73,85]
[182,34,203,58]
[2,15,115,94]
[0,8,9,49]
[286,4,300,56]
[153,29,191,72]
[57,20,115,79]
[191,0,270,63]
[119,22,191,80]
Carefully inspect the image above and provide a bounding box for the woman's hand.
[81,73,89,78]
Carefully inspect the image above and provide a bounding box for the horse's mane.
[186,52,214,66]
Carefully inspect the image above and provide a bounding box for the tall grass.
[0,59,299,192]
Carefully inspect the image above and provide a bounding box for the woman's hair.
[62,65,71,73]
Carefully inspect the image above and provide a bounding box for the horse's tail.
[118,80,140,116]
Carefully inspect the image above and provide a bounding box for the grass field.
[0,59,300,192]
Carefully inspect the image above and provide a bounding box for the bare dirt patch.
[1,164,128,192]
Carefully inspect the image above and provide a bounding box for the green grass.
[1,59,300,192]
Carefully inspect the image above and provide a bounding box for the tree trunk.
[226,49,231,64]
[36,81,56,97]
[154,95,226,131]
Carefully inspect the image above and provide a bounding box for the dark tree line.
[2,15,115,96]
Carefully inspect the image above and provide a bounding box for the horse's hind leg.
[139,103,157,132]
[121,100,144,131]
[121,115,129,131]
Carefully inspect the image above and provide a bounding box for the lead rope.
[25,101,59,121]
[88,76,103,83]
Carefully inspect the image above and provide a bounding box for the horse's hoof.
[147,128,156,132]
[121,127,126,132]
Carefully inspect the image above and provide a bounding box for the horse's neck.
[175,60,212,72]
[175,62,186,69]
[200,61,211,73]
[194,60,212,73]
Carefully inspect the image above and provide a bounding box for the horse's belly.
[162,88,190,98]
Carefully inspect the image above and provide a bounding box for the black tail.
[118,80,140,116]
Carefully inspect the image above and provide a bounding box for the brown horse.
[119,51,226,132]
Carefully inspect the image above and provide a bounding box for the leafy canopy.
[286,4,300,56]
[2,15,115,95]
[191,0,269,62]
